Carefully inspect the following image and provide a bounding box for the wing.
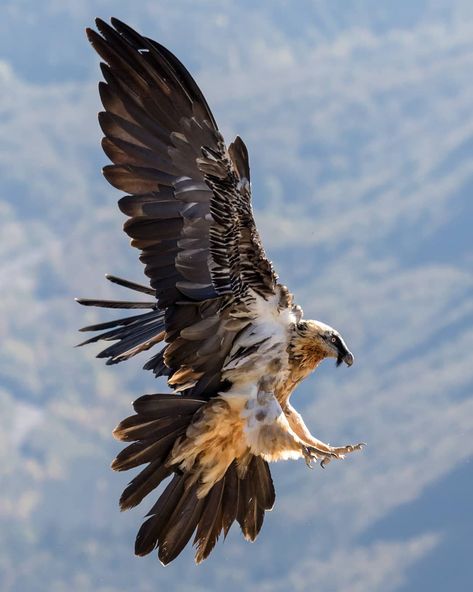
[78,17,279,398]
[88,17,277,303]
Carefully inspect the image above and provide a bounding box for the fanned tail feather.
[113,393,275,564]
[237,456,275,541]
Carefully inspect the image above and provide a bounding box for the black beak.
[344,351,354,366]
[337,350,354,367]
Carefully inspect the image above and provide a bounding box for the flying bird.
[78,18,365,565]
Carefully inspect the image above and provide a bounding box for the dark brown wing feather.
[79,18,279,394]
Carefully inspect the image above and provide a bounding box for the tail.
[113,393,275,564]
[76,274,165,365]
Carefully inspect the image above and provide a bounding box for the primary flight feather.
[77,17,365,565]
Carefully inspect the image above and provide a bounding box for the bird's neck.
[289,331,327,373]
[275,328,328,406]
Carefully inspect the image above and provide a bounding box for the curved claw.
[320,457,332,469]
[302,446,316,469]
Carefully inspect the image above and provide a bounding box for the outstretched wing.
[78,18,280,397]
[87,17,277,304]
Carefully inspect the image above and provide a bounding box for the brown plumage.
[77,17,364,565]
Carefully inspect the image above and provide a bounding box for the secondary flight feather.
[77,17,365,565]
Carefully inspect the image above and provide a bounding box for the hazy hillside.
[1,2,472,590]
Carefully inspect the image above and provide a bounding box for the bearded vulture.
[77,18,365,565]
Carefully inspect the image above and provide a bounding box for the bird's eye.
[331,336,337,343]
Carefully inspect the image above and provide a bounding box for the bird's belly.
[169,332,297,493]
[169,381,301,497]
[220,373,303,463]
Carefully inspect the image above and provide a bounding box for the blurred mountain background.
[1,1,472,590]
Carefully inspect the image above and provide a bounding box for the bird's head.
[296,320,354,367]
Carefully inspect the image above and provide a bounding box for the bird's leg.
[284,403,366,468]
[245,384,337,465]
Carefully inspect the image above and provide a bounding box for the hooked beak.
[336,350,354,367]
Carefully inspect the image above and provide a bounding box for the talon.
[320,457,331,469]
[303,446,316,469]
